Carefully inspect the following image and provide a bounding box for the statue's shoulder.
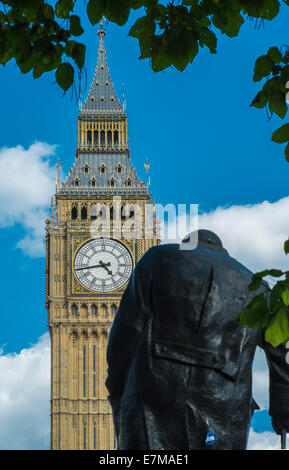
[145,244,213,267]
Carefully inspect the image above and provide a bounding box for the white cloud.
[0,333,50,450]
[162,197,289,274]
[252,349,269,410]
[0,143,56,257]
[248,430,282,450]
[197,198,289,274]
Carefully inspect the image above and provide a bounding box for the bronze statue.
[106,230,289,450]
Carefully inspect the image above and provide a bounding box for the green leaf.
[105,0,130,25]
[272,123,289,143]
[249,269,283,291]
[16,43,35,74]
[236,293,270,329]
[212,9,244,38]
[266,269,284,277]
[265,307,289,347]
[151,35,171,72]
[248,277,262,291]
[87,0,106,25]
[268,88,287,118]
[43,4,55,20]
[281,288,289,306]
[281,65,289,85]
[65,41,86,68]
[55,62,74,91]
[250,91,266,109]
[55,0,74,19]
[130,16,156,60]
[33,60,47,79]
[284,239,289,254]
[199,28,217,54]
[267,46,282,64]
[129,0,146,9]
[72,43,86,68]
[240,0,266,17]
[262,0,280,20]
[70,15,84,37]
[270,280,287,312]
[254,55,275,81]
[129,16,155,39]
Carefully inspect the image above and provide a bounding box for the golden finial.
[56,157,62,186]
[122,84,126,112]
[144,156,150,190]
[98,16,106,37]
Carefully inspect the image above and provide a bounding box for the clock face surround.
[73,238,133,293]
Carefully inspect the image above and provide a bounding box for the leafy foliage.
[237,243,289,346]
[0,0,287,90]
[251,45,289,160]
[0,0,85,91]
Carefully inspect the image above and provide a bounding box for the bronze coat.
[106,243,289,450]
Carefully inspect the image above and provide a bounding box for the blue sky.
[1,3,289,449]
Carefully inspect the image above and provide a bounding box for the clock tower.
[46,25,160,450]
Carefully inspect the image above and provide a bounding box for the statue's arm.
[262,338,289,434]
[105,249,154,401]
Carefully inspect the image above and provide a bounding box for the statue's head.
[180,229,228,254]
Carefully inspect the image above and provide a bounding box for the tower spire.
[80,21,123,115]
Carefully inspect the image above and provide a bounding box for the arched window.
[117,164,122,174]
[71,205,77,220]
[91,204,97,220]
[90,178,96,187]
[81,205,87,220]
[111,304,117,316]
[126,178,132,186]
[110,178,115,187]
[83,164,89,174]
[94,130,98,147]
[114,131,119,147]
[100,164,106,174]
[129,205,135,218]
[100,130,105,146]
[74,178,79,187]
[121,205,126,221]
[110,206,115,220]
[80,304,88,316]
[71,304,78,316]
[107,130,112,147]
[98,205,107,220]
[100,304,108,316]
[87,130,92,147]
[91,304,97,316]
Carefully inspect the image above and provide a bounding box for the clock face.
[73,238,133,293]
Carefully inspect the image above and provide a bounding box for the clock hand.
[99,260,113,276]
[75,263,110,271]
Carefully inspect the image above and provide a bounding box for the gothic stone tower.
[46,27,160,450]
